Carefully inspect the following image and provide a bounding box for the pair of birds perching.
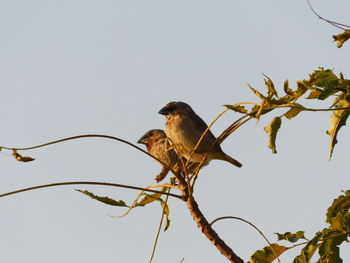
[138,101,245,182]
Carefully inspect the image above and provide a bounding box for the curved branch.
[210,216,280,263]
[0,181,184,200]
[307,0,350,30]
[186,197,244,263]
[0,134,172,169]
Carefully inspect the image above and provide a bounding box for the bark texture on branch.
[185,195,244,263]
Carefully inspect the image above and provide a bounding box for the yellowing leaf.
[248,243,287,263]
[263,74,278,99]
[283,80,293,95]
[76,189,129,207]
[306,89,322,99]
[333,30,350,48]
[137,192,163,207]
[326,97,350,160]
[284,104,305,119]
[264,117,282,154]
[224,104,248,114]
[249,85,267,100]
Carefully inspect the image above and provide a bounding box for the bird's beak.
[158,106,169,115]
[137,135,148,144]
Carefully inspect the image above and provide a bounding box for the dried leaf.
[248,243,287,263]
[264,117,282,154]
[12,150,35,162]
[76,189,129,207]
[326,97,350,159]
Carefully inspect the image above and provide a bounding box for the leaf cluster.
[76,187,171,231]
[225,68,350,158]
[249,190,350,263]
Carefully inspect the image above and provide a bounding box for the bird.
[158,101,242,167]
[137,129,180,182]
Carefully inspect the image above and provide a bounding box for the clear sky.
[1,1,349,262]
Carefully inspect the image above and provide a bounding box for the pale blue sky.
[1,1,349,262]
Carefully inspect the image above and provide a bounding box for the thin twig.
[306,0,350,30]
[149,188,170,262]
[210,216,281,263]
[0,181,184,200]
[0,134,173,171]
[186,108,229,165]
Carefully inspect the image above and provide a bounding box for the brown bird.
[158,101,242,167]
[137,129,180,182]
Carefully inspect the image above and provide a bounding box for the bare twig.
[307,0,350,30]
[0,181,184,200]
[0,134,171,170]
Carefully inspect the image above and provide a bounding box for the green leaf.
[333,30,350,48]
[224,104,248,114]
[76,189,129,207]
[293,232,322,263]
[276,231,306,243]
[317,228,347,263]
[308,69,339,100]
[264,117,282,154]
[326,190,350,231]
[248,243,287,263]
[326,97,350,160]
[284,104,305,119]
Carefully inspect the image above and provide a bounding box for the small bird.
[158,101,242,167]
[137,129,180,182]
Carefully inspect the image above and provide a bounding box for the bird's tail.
[221,152,243,168]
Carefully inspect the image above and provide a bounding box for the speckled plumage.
[137,129,179,182]
[159,101,242,167]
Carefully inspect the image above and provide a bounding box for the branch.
[186,197,244,263]
[0,134,170,169]
[0,181,184,200]
[307,0,350,30]
[210,216,280,263]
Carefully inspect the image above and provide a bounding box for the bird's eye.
[149,133,153,136]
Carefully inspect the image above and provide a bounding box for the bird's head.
[158,101,194,117]
[137,129,166,145]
